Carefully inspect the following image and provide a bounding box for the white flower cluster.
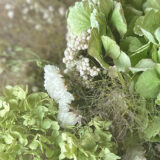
[44,65,82,126]
[63,28,101,81]
[21,2,55,28]
[4,1,56,30]
[5,4,14,19]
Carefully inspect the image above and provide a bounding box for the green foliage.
[0,85,119,160]
[67,1,92,35]
[135,68,160,98]
[111,2,127,37]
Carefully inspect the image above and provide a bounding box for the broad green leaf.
[111,2,127,37]
[90,9,106,35]
[135,9,160,36]
[144,0,160,10]
[101,35,121,59]
[98,0,113,18]
[120,36,144,53]
[129,59,155,73]
[135,69,160,98]
[141,28,157,44]
[114,51,131,72]
[67,1,92,35]
[155,27,160,44]
[144,117,160,140]
[130,42,150,66]
[88,28,109,69]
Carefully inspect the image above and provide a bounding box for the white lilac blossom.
[44,65,81,126]
[63,28,101,81]
[7,11,14,19]
[5,4,12,10]
[34,24,42,30]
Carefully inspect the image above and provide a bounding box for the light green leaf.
[134,16,144,36]
[114,51,131,72]
[0,100,10,118]
[129,59,155,73]
[101,35,121,59]
[144,0,160,10]
[135,9,160,36]
[98,0,113,18]
[141,28,157,44]
[90,9,106,35]
[135,69,160,98]
[88,28,109,69]
[111,2,127,37]
[67,1,92,35]
[41,119,52,130]
[120,36,144,53]
[155,92,160,105]
[130,42,150,66]
[51,121,60,131]
[155,27,160,44]
[100,148,120,160]
[29,140,39,150]
[144,117,160,140]
[3,134,14,144]
[4,85,27,100]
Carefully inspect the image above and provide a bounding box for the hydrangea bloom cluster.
[63,28,101,81]
[44,65,81,126]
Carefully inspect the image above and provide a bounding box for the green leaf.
[144,0,160,10]
[130,42,150,66]
[111,2,127,37]
[98,0,113,18]
[141,28,157,44]
[29,140,39,150]
[155,27,160,44]
[100,148,120,160]
[3,134,14,144]
[155,92,160,105]
[0,100,10,118]
[88,28,109,69]
[144,117,160,140]
[135,69,160,98]
[101,35,121,59]
[41,119,52,130]
[67,1,92,35]
[134,9,160,36]
[4,85,27,100]
[113,51,131,72]
[120,36,144,53]
[90,9,106,35]
[129,59,155,73]
[134,16,144,36]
